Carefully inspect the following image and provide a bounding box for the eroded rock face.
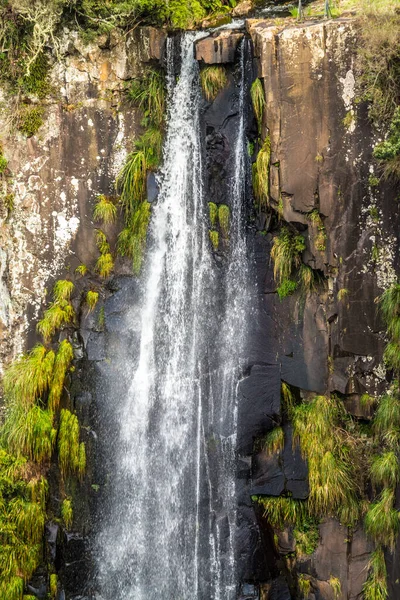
[195,31,244,63]
[0,27,166,374]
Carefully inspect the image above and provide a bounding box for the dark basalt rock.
[195,32,244,64]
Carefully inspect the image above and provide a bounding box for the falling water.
[96,34,252,600]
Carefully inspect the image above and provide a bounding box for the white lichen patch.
[340,70,355,110]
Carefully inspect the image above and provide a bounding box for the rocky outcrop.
[195,31,244,63]
[0,27,166,374]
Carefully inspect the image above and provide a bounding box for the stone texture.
[195,32,244,63]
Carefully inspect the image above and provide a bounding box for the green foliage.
[373,107,400,177]
[21,52,51,98]
[86,290,99,313]
[263,427,284,454]
[95,230,114,278]
[209,230,219,251]
[298,264,315,294]
[292,395,359,521]
[0,150,8,174]
[363,547,388,600]
[364,489,399,550]
[50,573,58,598]
[93,195,117,225]
[37,302,75,342]
[373,391,400,448]
[2,404,56,464]
[117,201,151,275]
[308,209,327,251]
[116,139,155,218]
[61,498,73,530]
[294,518,319,557]
[127,67,165,128]
[250,78,265,134]
[277,279,297,300]
[75,265,87,278]
[48,340,74,412]
[53,280,74,303]
[3,344,55,407]
[369,174,380,187]
[18,104,44,137]
[281,382,295,418]
[200,66,228,102]
[253,495,308,529]
[370,451,400,489]
[252,136,271,208]
[298,574,311,599]
[271,226,305,286]
[329,577,341,600]
[208,202,218,227]
[58,409,86,480]
[338,288,349,302]
[96,229,110,254]
[218,204,229,238]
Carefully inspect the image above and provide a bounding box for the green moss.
[369,174,380,187]
[21,52,50,98]
[0,154,8,174]
[49,573,58,598]
[277,279,297,300]
[294,518,319,556]
[18,105,44,138]
[307,209,327,251]
[200,66,228,102]
[298,574,311,599]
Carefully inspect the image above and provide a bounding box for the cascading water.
[96,33,253,600]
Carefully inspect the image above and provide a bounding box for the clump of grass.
[200,66,228,102]
[298,574,311,599]
[75,264,87,276]
[271,226,305,286]
[93,195,117,225]
[373,391,400,448]
[209,230,219,251]
[218,204,230,238]
[86,290,99,313]
[61,498,73,530]
[308,209,327,252]
[3,404,56,464]
[252,135,271,208]
[281,382,296,418]
[363,546,388,600]
[117,201,151,275]
[58,409,86,480]
[370,451,400,489]
[96,229,110,254]
[263,427,284,454]
[3,345,55,407]
[208,202,218,227]
[0,148,8,174]
[253,495,308,529]
[365,489,399,550]
[48,340,74,412]
[292,395,358,521]
[95,230,114,279]
[337,288,349,302]
[50,573,58,598]
[298,264,315,294]
[53,280,74,303]
[251,78,265,134]
[37,301,75,342]
[329,577,341,600]
[127,67,165,128]
[373,107,400,178]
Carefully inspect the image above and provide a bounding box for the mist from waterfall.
[96,33,253,600]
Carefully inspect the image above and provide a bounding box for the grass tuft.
[365,489,399,550]
[75,264,87,277]
[61,498,73,530]
[86,291,99,313]
[117,201,151,275]
[209,230,219,251]
[253,495,308,529]
[200,66,228,102]
[218,204,230,238]
[363,546,388,600]
[251,78,265,134]
[208,202,218,227]
[95,253,114,279]
[373,391,400,448]
[298,574,311,599]
[58,409,86,481]
[252,136,271,208]
[370,451,400,489]
[271,226,306,286]
[3,345,55,407]
[263,427,284,454]
[93,195,117,225]
[48,340,74,413]
[2,404,56,464]
[127,67,165,128]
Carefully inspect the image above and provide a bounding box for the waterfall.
[96,34,252,600]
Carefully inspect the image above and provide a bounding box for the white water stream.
[96,33,252,600]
